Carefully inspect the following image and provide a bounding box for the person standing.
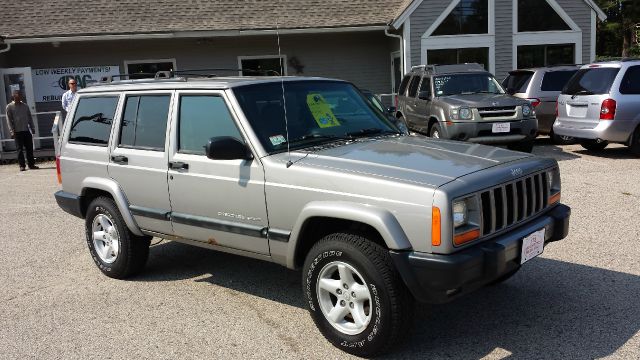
[5,91,38,171]
[61,78,78,112]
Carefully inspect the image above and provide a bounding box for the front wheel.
[302,233,414,357]
[429,123,442,138]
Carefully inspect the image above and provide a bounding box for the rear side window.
[502,71,533,94]
[407,76,421,97]
[119,95,170,150]
[540,70,578,91]
[563,68,620,95]
[619,66,640,94]
[68,96,119,146]
[178,95,242,155]
[398,75,411,95]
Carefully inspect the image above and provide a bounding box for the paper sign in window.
[306,94,340,128]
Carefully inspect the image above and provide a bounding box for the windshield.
[233,81,398,153]
[562,67,620,95]
[434,73,505,96]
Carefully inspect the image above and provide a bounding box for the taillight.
[600,99,616,120]
[527,98,541,108]
[55,156,62,184]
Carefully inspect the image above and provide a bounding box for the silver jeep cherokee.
[54,75,570,357]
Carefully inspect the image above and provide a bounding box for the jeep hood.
[439,93,526,108]
[276,136,532,188]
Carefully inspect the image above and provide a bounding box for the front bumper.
[390,203,570,304]
[553,118,636,143]
[443,118,538,144]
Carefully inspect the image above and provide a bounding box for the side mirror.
[206,137,253,161]
[386,106,396,115]
[418,91,431,100]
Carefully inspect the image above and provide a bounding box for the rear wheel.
[302,232,414,357]
[507,140,534,153]
[550,130,575,145]
[429,123,442,138]
[629,126,640,157]
[580,140,608,151]
[85,197,151,279]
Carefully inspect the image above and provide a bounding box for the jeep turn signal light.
[549,191,561,205]
[431,207,441,246]
[453,229,480,246]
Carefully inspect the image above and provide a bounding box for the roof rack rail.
[87,67,283,86]
[594,57,640,63]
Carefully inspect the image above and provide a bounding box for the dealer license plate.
[520,228,545,264]
[492,122,510,133]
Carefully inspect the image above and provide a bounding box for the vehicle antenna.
[276,19,293,168]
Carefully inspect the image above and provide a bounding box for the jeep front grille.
[479,171,549,237]
[478,106,517,119]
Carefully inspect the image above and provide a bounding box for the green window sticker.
[306,94,340,128]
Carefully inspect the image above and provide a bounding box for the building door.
[0,67,39,149]
[391,52,402,95]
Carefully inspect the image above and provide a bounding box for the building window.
[517,44,574,68]
[517,0,570,32]
[238,56,287,76]
[427,47,489,70]
[124,59,176,79]
[432,0,488,35]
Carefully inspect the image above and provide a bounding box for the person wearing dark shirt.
[5,91,38,171]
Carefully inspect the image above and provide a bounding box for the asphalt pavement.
[0,139,638,359]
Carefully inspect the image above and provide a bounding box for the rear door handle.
[111,155,128,164]
[169,161,189,170]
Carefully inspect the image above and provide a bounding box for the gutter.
[4,25,388,45]
[384,25,404,79]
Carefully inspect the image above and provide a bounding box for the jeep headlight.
[450,107,473,120]
[453,200,468,228]
[522,104,532,117]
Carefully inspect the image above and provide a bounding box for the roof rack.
[412,63,486,75]
[594,57,640,63]
[88,68,283,86]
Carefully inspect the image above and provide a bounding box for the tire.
[85,196,151,279]
[302,233,414,357]
[629,126,640,157]
[507,140,534,153]
[429,122,442,139]
[580,140,608,151]
[550,130,575,145]
[487,266,521,286]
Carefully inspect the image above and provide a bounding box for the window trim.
[421,0,496,74]
[512,0,582,69]
[67,95,120,147]
[237,55,288,76]
[116,93,172,152]
[123,58,177,78]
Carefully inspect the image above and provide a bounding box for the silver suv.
[503,65,579,144]
[553,59,640,155]
[54,75,570,356]
[396,64,538,152]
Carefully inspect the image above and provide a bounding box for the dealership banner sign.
[32,66,119,102]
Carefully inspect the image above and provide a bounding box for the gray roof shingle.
[0,0,411,39]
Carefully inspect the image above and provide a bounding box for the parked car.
[54,75,570,357]
[503,65,580,144]
[396,63,538,152]
[553,59,640,155]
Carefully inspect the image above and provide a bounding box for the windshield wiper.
[570,90,594,98]
[460,90,497,95]
[346,128,398,138]
[285,133,346,145]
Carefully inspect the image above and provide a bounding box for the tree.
[595,0,640,58]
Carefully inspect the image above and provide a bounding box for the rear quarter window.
[407,76,421,97]
[540,70,578,91]
[68,96,119,146]
[619,66,640,94]
[562,68,620,95]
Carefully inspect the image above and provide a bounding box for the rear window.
[502,71,533,94]
[562,68,620,95]
[407,76,421,97]
[619,66,640,95]
[398,75,411,95]
[541,70,578,91]
[68,96,119,146]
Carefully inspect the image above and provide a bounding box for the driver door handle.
[169,161,189,170]
[111,155,128,164]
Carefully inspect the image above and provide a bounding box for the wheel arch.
[286,201,412,269]
[80,177,144,236]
